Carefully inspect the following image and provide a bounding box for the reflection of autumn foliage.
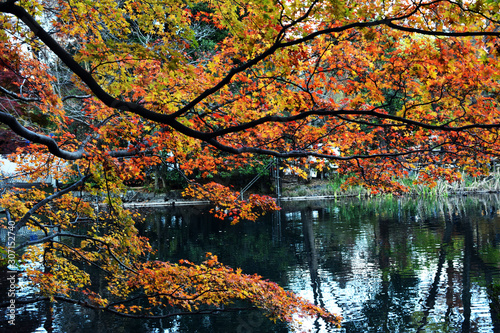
[0,0,499,329]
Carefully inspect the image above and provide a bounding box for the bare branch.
[62,94,91,101]
[0,85,40,102]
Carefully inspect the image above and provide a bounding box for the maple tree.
[0,0,500,329]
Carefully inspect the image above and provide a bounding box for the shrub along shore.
[281,171,500,199]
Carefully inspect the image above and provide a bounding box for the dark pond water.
[3,195,500,332]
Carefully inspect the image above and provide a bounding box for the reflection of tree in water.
[301,207,325,331]
[355,272,420,332]
[416,215,453,333]
[288,196,500,332]
[433,199,496,331]
[353,216,420,332]
[376,196,500,332]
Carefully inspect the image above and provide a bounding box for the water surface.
[3,195,500,332]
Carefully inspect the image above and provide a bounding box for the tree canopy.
[0,0,499,329]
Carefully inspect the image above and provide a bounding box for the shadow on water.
[4,195,500,332]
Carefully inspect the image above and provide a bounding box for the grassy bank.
[281,171,500,198]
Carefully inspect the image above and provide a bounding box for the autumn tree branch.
[1,0,498,161]
[14,175,89,233]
